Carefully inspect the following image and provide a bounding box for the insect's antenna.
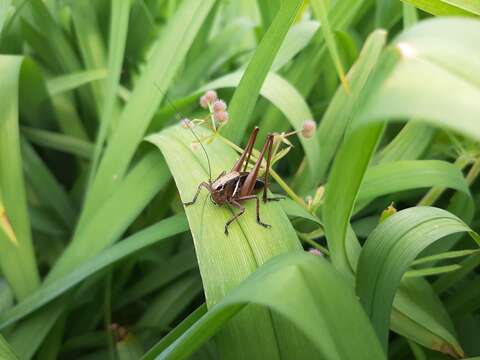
[154,83,213,183]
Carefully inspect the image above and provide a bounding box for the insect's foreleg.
[183,182,211,206]
[237,195,271,229]
[224,200,245,235]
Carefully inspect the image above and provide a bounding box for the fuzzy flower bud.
[308,248,323,257]
[213,99,227,112]
[214,110,229,123]
[301,119,316,138]
[199,95,209,109]
[180,118,194,129]
[199,90,218,108]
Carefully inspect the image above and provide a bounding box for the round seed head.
[213,99,227,112]
[308,248,323,257]
[204,90,218,103]
[180,118,194,129]
[199,95,209,109]
[214,110,229,123]
[301,119,317,138]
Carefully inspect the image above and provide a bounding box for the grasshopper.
[184,126,282,235]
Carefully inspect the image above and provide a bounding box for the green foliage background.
[0,0,480,359]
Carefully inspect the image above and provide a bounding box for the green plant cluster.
[0,0,480,359]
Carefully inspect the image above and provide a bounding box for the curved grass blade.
[8,151,171,358]
[356,206,480,354]
[222,0,304,142]
[142,304,207,360]
[391,277,463,358]
[358,160,470,204]
[89,0,131,189]
[21,139,76,229]
[315,29,386,183]
[401,0,480,16]
[147,125,322,359]
[84,0,216,220]
[310,0,349,92]
[272,20,319,72]
[376,123,434,163]
[0,215,188,329]
[0,56,40,300]
[153,251,385,360]
[46,68,107,96]
[0,333,18,360]
[358,18,480,141]
[21,126,93,159]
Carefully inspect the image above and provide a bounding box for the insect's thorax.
[210,171,265,205]
[211,171,241,190]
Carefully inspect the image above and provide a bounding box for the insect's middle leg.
[237,195,271,229]
[183,182,210,206]
[224,200,245,235]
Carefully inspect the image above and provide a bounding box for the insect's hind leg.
[183,182,211,206]
[237,195,271,229]
[224,200,245,235]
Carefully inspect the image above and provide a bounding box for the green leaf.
[142,304,207,360]
[356,206,479,354]
[222,0,304,142]
[84,0,216,218]
[153,251,385,360]
[0,215,188,330]
[0,56,40,300]
[49,150,170,280]
[7,151,170,358]
[358,160,470,204]
[21,126,94,159]
[310,0,348,91]
[391,277,463,358]
[316,29,387,183]
[401,0,480,16]
[46,68,107,96]
[404,264,461,278]
[358,18,480,141]
[0,333,18,360]
[272,20,319,72]
[21,139,76,229]
[413,248,479,266]
[70,0,107,114]
[89,0,131,188]
[148,124,315,359]
[376,123,434,163]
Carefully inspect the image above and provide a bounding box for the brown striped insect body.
[184,127,282,235]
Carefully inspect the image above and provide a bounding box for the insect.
[183,126,283,235]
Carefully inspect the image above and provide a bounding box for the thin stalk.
[298,233,330,256]
[466,157,480,185]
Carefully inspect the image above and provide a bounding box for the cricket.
[183,126,283,235]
